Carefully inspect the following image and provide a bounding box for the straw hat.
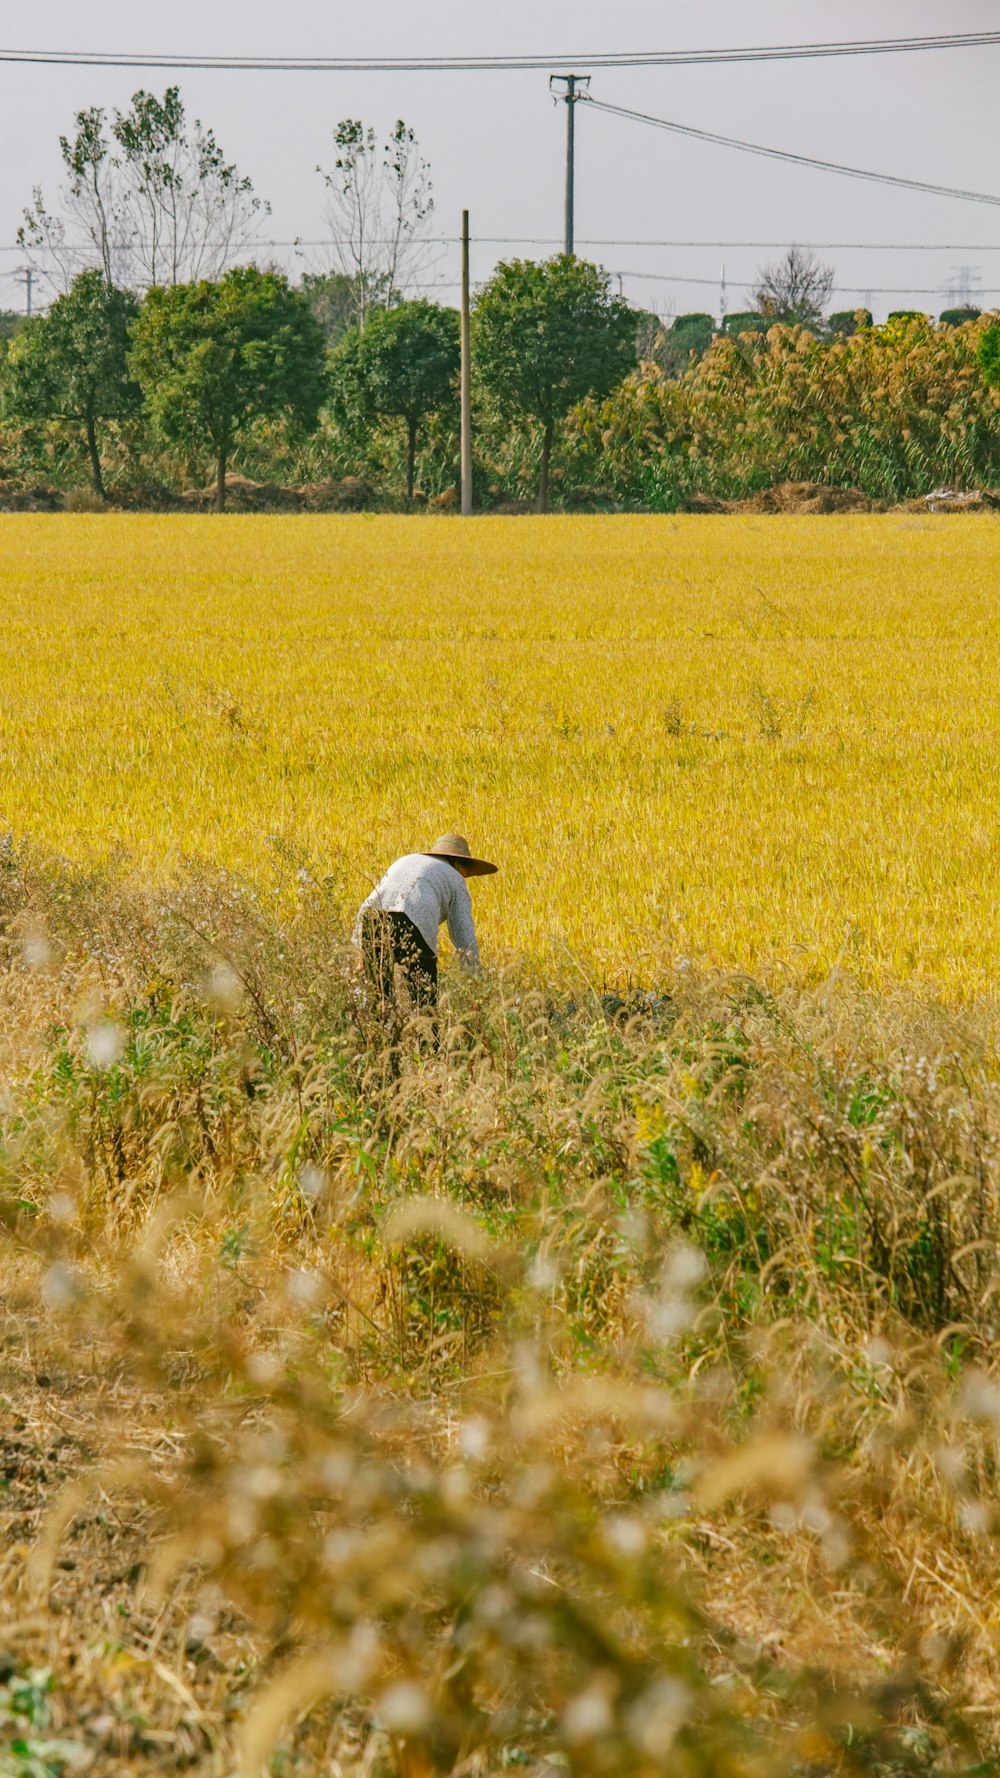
[424,833,498,877]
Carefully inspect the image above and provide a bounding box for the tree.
[329,300,459,499]
[299,271,364,348]
[752,245,834,330]
[977,322,1000,391]
[940,307,981,327]
[316,119,434,330]
[721,311,770,341]
[473,256,635,512]
[19,87,267,292]
[129,267,325,511]
[3,270,140,496]
[827,309,873,339]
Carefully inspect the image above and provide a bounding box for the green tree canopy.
[722,311,771,341]
[329,299,459,498]
[130,266,326,510]
[473,255,635,511]
[827,309,873,339]
[2,269,140,495]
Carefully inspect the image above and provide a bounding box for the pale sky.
[1,0,998,322]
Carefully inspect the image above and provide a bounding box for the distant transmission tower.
[14,266,35,317]
[944,264,981,309]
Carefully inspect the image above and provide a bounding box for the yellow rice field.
[1,512,998,993]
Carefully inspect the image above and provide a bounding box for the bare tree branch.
[315,119,434,329]
[752,245,835,330]
[18,87,269,294]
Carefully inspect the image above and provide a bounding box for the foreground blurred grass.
[5,856,1000,1774]
[1,514,1000,991]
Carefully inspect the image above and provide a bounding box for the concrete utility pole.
[460,209,473,515]
[549,74,590,255]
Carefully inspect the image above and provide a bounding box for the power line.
[7,264,994,301]
[9,254,995,297]
[5,237,1000,254]
[614,270,1000,294]
[585,97,1000,207]
[0,29,997,72]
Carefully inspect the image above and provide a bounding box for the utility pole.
[720,263,727,327]
[549,74,590,255]
[15,266,34,318]
[460,209,473,516]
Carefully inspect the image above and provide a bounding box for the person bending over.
[354,832,497,1015]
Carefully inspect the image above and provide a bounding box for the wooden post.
[460,209,473,515]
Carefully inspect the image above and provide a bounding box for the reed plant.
[575,313,1000,506]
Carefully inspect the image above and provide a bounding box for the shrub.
[940,306,982,327]
[826,308,872,337]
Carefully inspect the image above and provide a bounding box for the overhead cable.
[0,29,997,72]
[4,237,999,254]
[584,97,1000,206]
[614,270,999,293]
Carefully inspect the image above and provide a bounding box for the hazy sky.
[1,0,998,322]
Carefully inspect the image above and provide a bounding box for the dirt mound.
[300,476,374,512]
[901,488,1000,514]
[732,481,883,515]
[111,481,186,512]
[0,479,63,513]
[680,492,727,514]
[427,487,460,513]
[561,483,617,509]
[182,475,305,512]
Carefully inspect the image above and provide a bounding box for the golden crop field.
[1,511,998,993]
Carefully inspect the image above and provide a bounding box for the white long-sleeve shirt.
[353,854,481,968]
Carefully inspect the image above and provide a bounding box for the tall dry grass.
[4,853,1000,1774]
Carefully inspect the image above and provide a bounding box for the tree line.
[0,255,636,511]
[4,256,997,513]
[1,85,998,512]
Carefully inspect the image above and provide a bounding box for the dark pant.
[361,910,438,1014]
